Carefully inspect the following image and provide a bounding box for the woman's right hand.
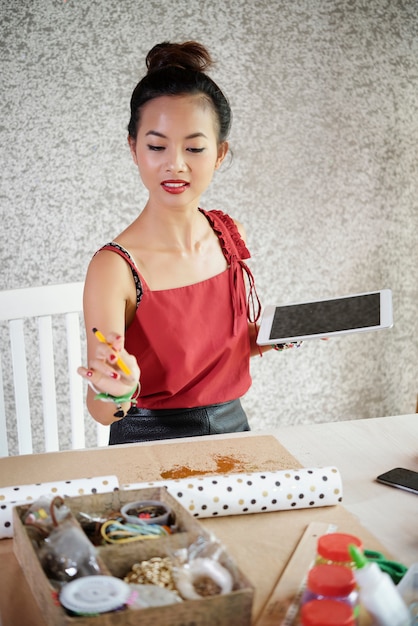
[77,331,140,404]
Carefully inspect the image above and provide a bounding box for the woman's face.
[128,94,228,210]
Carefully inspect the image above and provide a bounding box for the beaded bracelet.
[94,383,140,418]
[274,341,303,352]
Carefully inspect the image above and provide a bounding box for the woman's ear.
[127,135,138,165]
[215,141,229,169]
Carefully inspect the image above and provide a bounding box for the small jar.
[316,533,363,568]
[301,564,359,622]
[300,599,355,626]
[120,500,172,526]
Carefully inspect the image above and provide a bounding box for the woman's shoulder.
[201,209,250,259]
[86,242,137,285]
[87,242,144,309]
[95,241,136,264]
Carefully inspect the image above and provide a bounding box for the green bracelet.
[94,384,139,419]
[94,386,138,403]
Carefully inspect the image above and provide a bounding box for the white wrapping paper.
[0,467,342,538]
[0,475,120,538]
[122,466,342,518]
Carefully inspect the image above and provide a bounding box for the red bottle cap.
[300,599,355,626]
[317,533,363,563]
[307,564,356,597]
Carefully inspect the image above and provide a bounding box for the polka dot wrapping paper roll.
[123,467,343,518]
[0,475,120,538]
[0,468,342,537]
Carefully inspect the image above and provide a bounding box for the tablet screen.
[269,292,380,340]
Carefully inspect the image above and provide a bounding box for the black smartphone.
[376,467,418,495]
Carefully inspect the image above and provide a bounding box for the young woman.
[77,41,274,444]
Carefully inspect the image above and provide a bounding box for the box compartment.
[13,487,253,626]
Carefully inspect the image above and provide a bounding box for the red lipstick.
[161,180,190,194]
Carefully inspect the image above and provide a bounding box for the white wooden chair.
[0,283,109,456]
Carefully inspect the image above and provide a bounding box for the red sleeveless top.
[99,209,260,409]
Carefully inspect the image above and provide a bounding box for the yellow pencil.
[92,328,132,376]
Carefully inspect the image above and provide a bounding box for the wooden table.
[275,413,418,567]
[0,413,416,625]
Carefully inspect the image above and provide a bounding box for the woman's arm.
[234,219,272,357]
[77,250,140,425]
[248,323,273,357]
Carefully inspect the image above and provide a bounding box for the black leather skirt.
[108,398,249,445]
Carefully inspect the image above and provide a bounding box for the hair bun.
[146,41,213,74]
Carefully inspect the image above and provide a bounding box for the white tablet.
[256,289,393,346]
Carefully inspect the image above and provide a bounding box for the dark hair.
[127,41,231,143]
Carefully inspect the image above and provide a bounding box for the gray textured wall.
[1,0,417,452]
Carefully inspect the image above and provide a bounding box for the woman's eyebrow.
[145,130,208,139]
[185,132,208,139]
[145,130,166,138]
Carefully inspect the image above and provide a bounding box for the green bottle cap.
[349,544,368,568]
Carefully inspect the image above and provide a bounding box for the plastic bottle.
[397,562,418,624]
[301,564,359,621]
[316,532,363,568]
[300,598,355,625]
[349,545,410,626]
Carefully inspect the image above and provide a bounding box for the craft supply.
[128,584,182,608]
[59,575,132,615]
[39,519,103,585]
[0,475,120,539]
[315,533,363,568]
[100,519,170,544]
[363,548,408,584]
[300,599,355,625]
[300,564,359,621]
[124,557,177,590]
[174,557,234,600]
[24,495,70,534]
[123,466,343,518]
[397,562,418,623]
[349,544,410,626]
[92,327,131,376]
[120,499,172,526]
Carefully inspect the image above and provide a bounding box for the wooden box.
[13,487,254,626]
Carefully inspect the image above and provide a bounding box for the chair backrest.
[0,283,109,456]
